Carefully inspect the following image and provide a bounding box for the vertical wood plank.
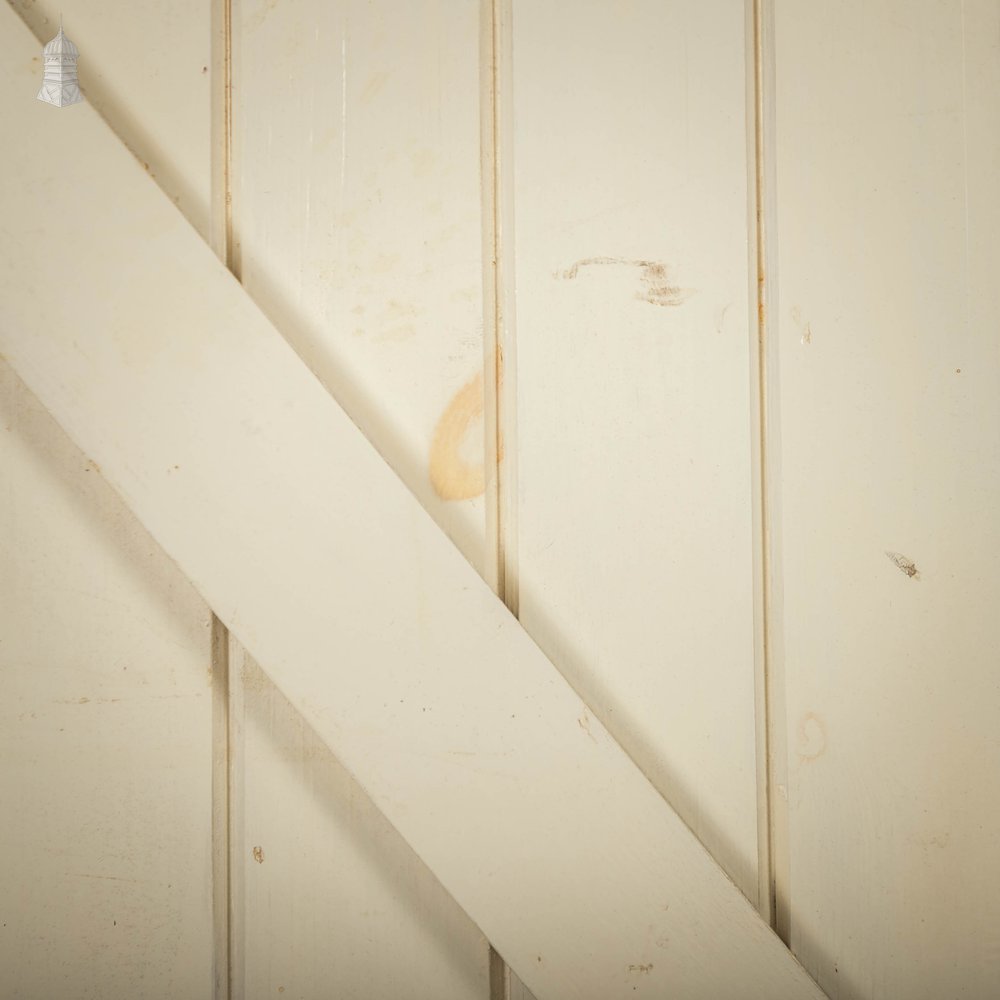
[232,0,487,572]
[773,2,1000,995]
[0,363,215,997]
[512,0,761,901]
[230,1,491,993]
[2,2,215,994]
[234,653,488,1000]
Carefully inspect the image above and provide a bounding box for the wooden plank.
[232,0,487,573]
[771,2,1000,996]
[1,2,215,995]
[0,360,215,997]
[0,9,824,997]
[234,647,489,999]
[230,2,491,993]
[511,0,762,902]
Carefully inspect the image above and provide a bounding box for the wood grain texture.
[0,8,823,997]
[512,0,761,902]
[772,2,1000,995]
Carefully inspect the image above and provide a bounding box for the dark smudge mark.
[885,551,920,579]
[558,257,689,307]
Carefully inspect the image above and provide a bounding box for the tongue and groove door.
[1,2,998,999]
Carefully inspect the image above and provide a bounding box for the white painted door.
[1,2,997,998]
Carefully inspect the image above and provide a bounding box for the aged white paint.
[230,1,492,993]
[512,0,761,903]
[232,0,487,572]
[0,8,823,996]
[771,1,1000,996]
[11,0,212,238]
[2,2,215,996]
[232,647,488,1000]
[0,361,215,997]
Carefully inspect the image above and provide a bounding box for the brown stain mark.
[577,712,597,743]
[796,712,826,762]
[885,550,920,580]
[558,257,690,307]
[252,846,265,864]
[430,372,486,501]
[627,963,654,974]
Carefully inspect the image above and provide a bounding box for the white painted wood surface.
[771,2,1000,996]
[9,0,997,995]
[0,360,215,997]
[512,0,761,903]
[0,8,823,996]
[1,3,215,997]
[230,2,492,994]
[232,647,488,1000]
[232,0,487,572]
[9,0,212,239]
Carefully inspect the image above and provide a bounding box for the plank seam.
[483,1,526,993]
[750,0,791,944]
[210,1,236,995]
[482,0,519,616]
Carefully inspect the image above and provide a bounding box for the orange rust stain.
[430,373,485,501]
